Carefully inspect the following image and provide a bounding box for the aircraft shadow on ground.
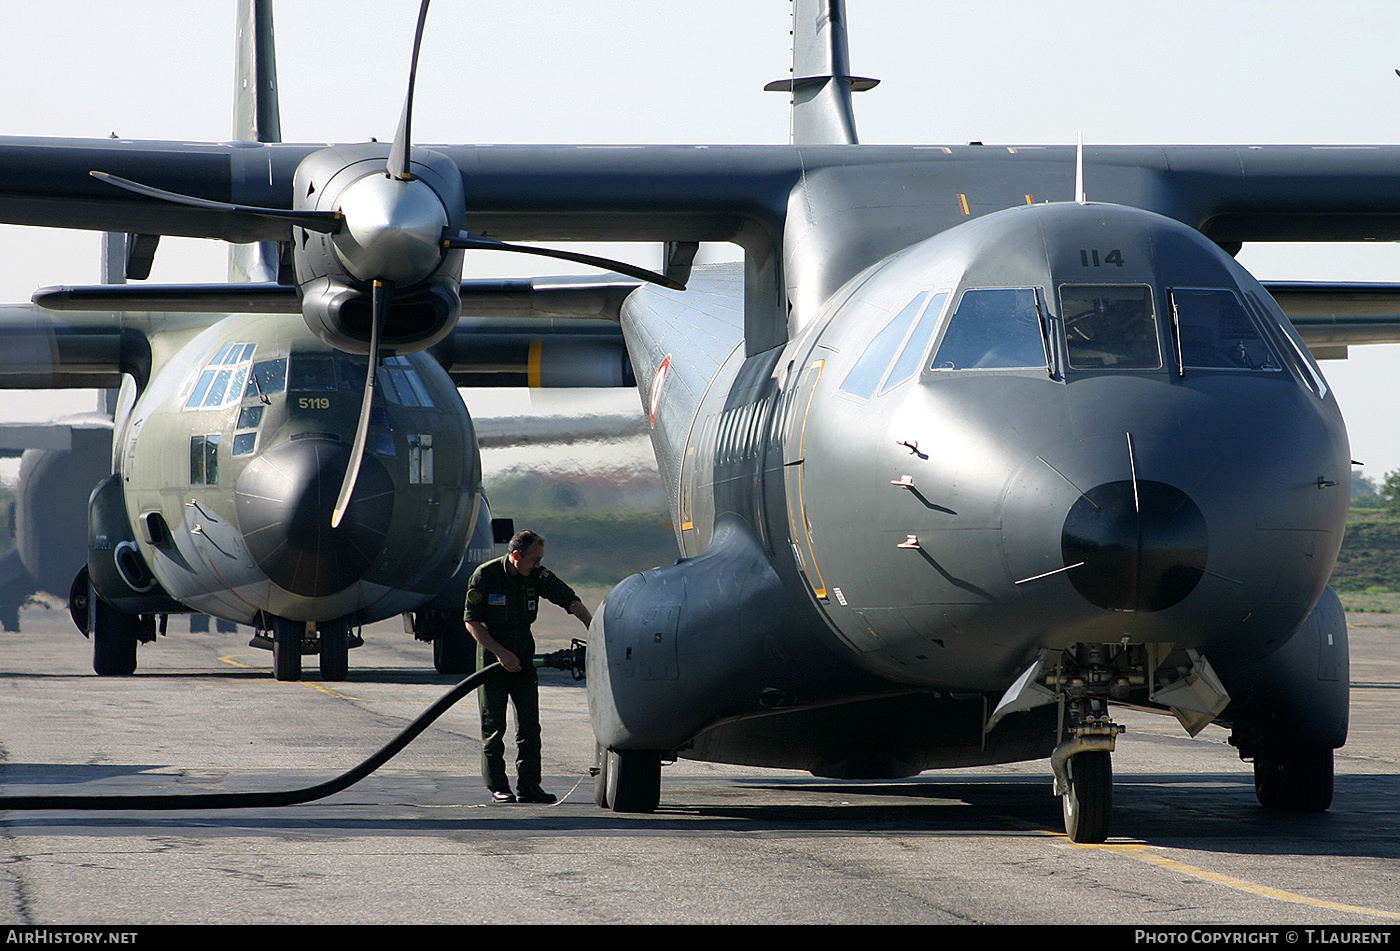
[0,668,587,689]
[3,772,1395,860]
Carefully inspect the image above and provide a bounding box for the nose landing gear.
[1052,716,1123,843]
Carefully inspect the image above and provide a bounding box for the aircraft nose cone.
[235,438,395,597]
[1060,480,1207,612]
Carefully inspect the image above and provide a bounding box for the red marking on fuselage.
[649,354,672,429]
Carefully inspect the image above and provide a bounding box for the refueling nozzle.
[535,639,586,680]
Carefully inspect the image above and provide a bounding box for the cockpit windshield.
[1169,288,1281,372]
[930,287,1047,370]
[1060,285,1161,369]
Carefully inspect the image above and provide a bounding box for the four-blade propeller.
[90,0,684,528]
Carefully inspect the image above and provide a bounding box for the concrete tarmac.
[3,603,1400,925]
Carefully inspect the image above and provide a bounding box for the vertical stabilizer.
[230,0,283,282]
[764,0,878,145]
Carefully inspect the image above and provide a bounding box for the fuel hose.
[1,641,585,811]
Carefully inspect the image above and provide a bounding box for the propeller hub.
[332,173,448,285]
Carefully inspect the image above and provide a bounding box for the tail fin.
[764,0,879,145]
[230,0,283,282]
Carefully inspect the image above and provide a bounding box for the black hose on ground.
[2,663,507,811]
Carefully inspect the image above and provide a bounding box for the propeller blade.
[442,231,687,291]
[331,280,386,529]
[387,0,432,182]
[91,171,343,233]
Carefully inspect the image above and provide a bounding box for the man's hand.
[467,620,523,673]
[494,647,523,673]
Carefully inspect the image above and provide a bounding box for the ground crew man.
[465,529,592,803]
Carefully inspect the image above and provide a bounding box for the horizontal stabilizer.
[34,283,300,313]
[34,276,644,321]
[0,419,112,458]
[764,0,878,145]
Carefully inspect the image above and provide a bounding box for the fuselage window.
[236,404,264,430]
[1170,288,1281,371]
[1060,285,1161,369]
[839,292,929,399]
[408,433,433,484]
[189,434,220,484]
[931,287,1047,370]
[232,404,264,457]
[881,290,949,393]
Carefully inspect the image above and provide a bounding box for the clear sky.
[1,1,1399,478]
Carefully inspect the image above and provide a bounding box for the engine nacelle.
[291,143,467,356]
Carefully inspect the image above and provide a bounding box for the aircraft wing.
[9,138,1400,241]
[1263,282,1400,358]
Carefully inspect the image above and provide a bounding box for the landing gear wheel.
[432,619,475,675]
[319,618,350,681]
[272,617,303,682]
[604,748,662,813]
[1062,750,1112,843]
[594,744,611,809]
[1254,747,1333,812]
[91,594,139,676]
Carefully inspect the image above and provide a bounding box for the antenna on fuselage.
[1075,132,1087,205]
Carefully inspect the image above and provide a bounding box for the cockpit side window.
[1060,285,1161,370]
[186,342,255,410]
[1169,288,1281,372]
[244,358,286,401]
[378,356,436,408]
[838,292,929,399]
[931,288,1046,371]
[881,291,950,393]
[1244,290,1328,398]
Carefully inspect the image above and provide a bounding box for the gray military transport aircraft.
[2,0,1400,842]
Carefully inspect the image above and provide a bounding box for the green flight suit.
[465,555,579,791]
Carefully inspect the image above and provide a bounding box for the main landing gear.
[69,567,155,676]
[1232,733,1334,813]
[407,608,476,675]
[593,744,663,813]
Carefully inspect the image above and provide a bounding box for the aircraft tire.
[593,744,611,809]
[605,748,662,813]
[432,620,475,675]
[1254,747,1333,812]
[320,619,350,681]
[272,617,302,682]
[91,595,138,677]
[1062,750,1112,843]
